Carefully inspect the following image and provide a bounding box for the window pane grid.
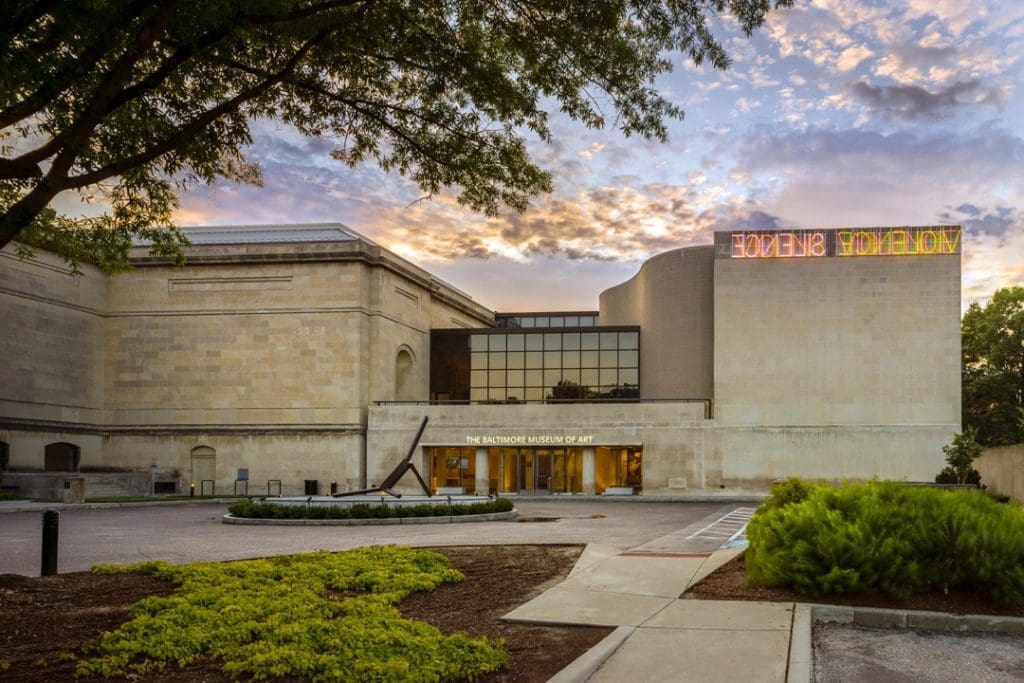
[434,327,639,401]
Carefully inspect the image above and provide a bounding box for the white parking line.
[684,507,755,541]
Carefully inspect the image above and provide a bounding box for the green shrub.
[746,480,1024,603]
[229,497,514,520]
[82,547,506,681]
[935,429,983,485]
[761,477,823,511]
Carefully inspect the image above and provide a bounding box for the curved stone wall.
[598,245,714,400]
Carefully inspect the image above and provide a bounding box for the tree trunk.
[0,183,61,248]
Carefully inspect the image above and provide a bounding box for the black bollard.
[41,509,59,576]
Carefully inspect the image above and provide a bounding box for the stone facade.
[2,224,963,496]
[713,253,960,427]
[0,226,493,495]
[599,245,715,400]
[369,227,962,493]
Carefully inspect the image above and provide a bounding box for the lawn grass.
[78,547,506,682]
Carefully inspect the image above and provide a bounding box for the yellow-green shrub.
[81,546,506,681]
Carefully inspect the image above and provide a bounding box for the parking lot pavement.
[814,622,1024,682]
[0,499,733,576]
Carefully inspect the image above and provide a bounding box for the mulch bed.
[684,553,1024,617]
[0,545,609,683]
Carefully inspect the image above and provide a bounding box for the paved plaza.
[6,498,1019,682]
[0,499,731,576]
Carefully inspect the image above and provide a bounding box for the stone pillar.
[475,447,490,495]
[582,446,596,495]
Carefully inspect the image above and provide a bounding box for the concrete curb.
[221,509,518,526]
[787,603,1024,682]
[547,625,636,683]
[786,604,812,683]
[811,603,1024,635]
[685,545,747,591]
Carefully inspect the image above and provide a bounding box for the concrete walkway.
[502,508,795,682]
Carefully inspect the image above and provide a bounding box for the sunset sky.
[173,0,1024,311]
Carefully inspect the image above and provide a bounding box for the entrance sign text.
[465,434,595,445]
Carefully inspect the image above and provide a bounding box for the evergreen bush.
[746,480,1024,603]
[228,497,514,520]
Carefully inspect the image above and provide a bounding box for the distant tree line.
[962,286,1024,447]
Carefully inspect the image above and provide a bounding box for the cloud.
[379,183,782,264]
[873,43,959,85]
[836,45,873,72]
[958,205,1015,237]
[961,226,1024,305]
[724,123,1024,305]
[848,79,1008,120]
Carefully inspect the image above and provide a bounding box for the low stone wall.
[1,471,155,499]
[975,444,1024,502]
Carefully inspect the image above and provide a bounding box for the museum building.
[0,224,962,497]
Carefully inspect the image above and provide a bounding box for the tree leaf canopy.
[1,0,791,272]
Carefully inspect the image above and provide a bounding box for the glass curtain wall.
[427,447,584,494]
[595,446,643,492]
[496,312,599,328]
[431,327,640,402]
[428,447,477,491]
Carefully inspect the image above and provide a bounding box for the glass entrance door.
[515,448,583,493]
[534,450,552,492]
[519,450,552,493]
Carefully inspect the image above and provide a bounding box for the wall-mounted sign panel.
[714,226,962,259]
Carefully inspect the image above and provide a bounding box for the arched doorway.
[395,347,416,401]
[44,442,80,471]
[190,446,216,495]
[0,440,8,472]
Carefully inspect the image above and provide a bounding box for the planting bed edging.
[786,603,1024,683]
[222,509,518,525]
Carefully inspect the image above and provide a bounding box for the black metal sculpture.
[333,416,431,498]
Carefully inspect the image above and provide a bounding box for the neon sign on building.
[835,227,960,257]
[731,230,826,259]
[724,226,962,259]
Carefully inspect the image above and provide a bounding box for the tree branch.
[64,26,340,189]
[0,0,155,129]
[0,0,60,49]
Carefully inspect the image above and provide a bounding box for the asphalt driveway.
[0,499,733,576]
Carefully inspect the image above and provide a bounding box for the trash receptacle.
[304,479,319,496]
